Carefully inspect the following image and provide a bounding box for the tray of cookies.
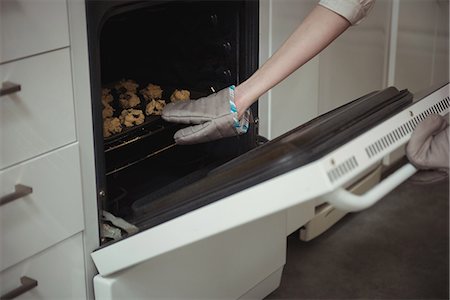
[101,79,203,146]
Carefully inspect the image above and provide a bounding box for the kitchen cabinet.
[0,49,77,169]
[0,0,70,64]
[0,1,86,298]
[0,234,86,299]
[0,144,84,271]
[395,0,449,93]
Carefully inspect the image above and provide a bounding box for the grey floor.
[266,172,449,299]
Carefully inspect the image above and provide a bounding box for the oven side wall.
[67,1,100,299]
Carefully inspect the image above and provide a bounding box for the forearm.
[234,5,350,118]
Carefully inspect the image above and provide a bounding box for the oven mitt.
[162,86,250,145]
[406,113,449,170]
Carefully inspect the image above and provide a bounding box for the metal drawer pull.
[0,184,33,206]
[0,82,21,96]
[0,276,38,299]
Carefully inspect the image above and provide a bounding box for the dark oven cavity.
[86,0,259,244]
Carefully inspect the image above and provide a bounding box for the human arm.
[234,4,351,118]
[162,0,375,144]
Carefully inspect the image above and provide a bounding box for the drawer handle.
[0,82,21,96]
[0,184,33,206]
[0,276,38,299]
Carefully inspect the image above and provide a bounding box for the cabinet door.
[0,49,76,169]
[0,0,70,63]
[0,234,86,299]
[395,0,449,93]
[0,144,84,271]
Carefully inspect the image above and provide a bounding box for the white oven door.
[92,160,324,299]
[91,84,448,299]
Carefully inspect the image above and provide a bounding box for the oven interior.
[87,0,259,244]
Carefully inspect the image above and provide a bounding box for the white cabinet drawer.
[0,233,86,299]
[0,0,70,63]
[0,49,76,170]
[0,143,84,271]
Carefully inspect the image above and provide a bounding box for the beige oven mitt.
[406,113,449,170]
[162,86,250,145]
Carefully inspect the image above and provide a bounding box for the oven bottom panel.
[94,212,286,300]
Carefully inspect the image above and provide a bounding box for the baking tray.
[102,81,207,148]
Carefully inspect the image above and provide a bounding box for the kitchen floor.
[266,171,449,299]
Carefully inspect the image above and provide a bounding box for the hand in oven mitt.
[406,113,449,170]
[162,86,250,145]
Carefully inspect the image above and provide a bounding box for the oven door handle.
[323,163,417,212]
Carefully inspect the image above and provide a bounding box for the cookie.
[101,88,114,105]
[119,92,141,109]
[115,79,139,94]
[170,89,190,102]
[146,99,166,116]
[141,83,163,100]
[102,103,114,119]
[119,109,145,127]
[103,117,122,137]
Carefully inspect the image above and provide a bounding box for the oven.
[85,1,450,299]
[86,0,260,241]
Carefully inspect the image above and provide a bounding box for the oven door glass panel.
[92,87,414,276]
[128,87,412,229]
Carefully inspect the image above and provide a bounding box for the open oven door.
[91,84,449,299]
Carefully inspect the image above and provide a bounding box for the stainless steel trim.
[105,143,176,176]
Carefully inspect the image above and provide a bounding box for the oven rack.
[102,82,209,150]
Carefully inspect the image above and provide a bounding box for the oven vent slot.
[327,156,359,183]
[365,96,450,159]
